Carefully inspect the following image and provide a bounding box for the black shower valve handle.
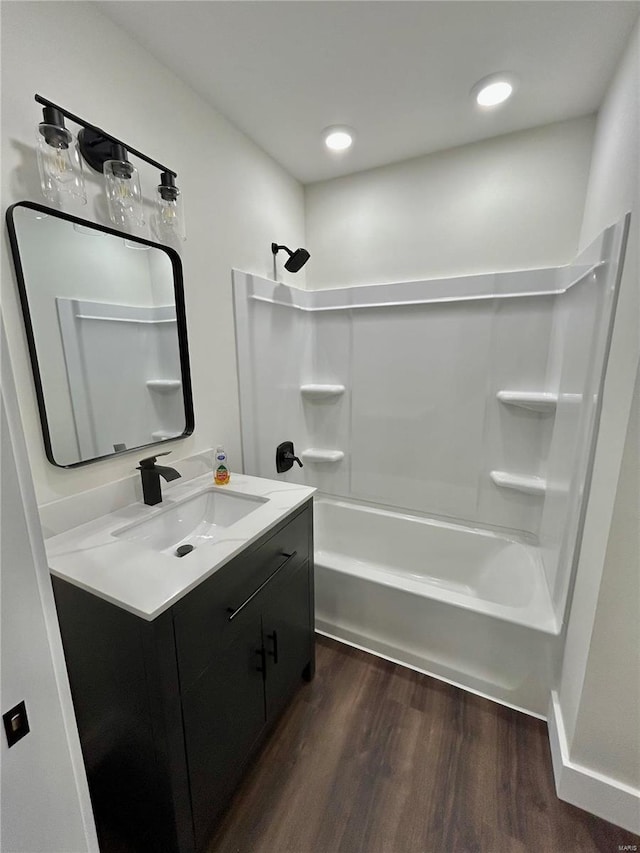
[285,451,303,468]
[275,441,303,473]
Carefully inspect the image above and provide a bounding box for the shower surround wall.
[233,218,628,715]
[237,271,560,537]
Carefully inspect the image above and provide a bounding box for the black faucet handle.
[137,451,172,470]
[285,452,303,468]
[275,441,304,473]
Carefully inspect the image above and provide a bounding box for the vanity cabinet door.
[262,559,313,722]
[174,504,311,692]
[181,607,265,849]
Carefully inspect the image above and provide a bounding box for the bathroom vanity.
[47,475,315,853]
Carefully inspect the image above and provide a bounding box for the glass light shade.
[36,124,87,206]
[152,185,186,243]
[103,159,145,229]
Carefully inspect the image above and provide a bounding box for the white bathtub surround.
[489,470,547,496]
[46,473,315,620]
[233,218,628,717]
[314,496,558,716]
[300,449,345,463]
[496,390,558,413]
[540,218,630,625]
[234,216,626,546]
[300,384,346,399]
[56,298,184,462]
[235,266,558,533]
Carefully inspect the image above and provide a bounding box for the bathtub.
[314,496,560,717]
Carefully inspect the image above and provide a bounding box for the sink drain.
[175,544,194,558]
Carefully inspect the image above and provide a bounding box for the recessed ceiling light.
[472,73,517,108]
[322,126,354,151]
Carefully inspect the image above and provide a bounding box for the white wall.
[0,8,303,849]
[551,19,640,831]
[1,1,306,505]
[1,326,98,853]
[305,117,595,289]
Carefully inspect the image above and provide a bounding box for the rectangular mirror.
[6,201,194,467]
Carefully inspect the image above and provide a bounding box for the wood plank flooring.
[208,636,639,853]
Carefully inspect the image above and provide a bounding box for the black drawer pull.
[227,551,297,622]
[267,630,279,664]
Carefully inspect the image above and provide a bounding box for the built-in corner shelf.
[497,390,557,413]
[146,379,182,394]
[490,470,547,496]
[300,384,346,400]
[300,449,344,464]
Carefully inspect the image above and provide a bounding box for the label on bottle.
[214,465,230,485]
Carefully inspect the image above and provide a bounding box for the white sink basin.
[113,488,268,554]
[47,472,317,620]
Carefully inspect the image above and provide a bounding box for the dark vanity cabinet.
[52,501,314,853]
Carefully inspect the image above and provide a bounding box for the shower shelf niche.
[490,470,547,496]
[497,390,558,413]
[301,449,344,464]
[300,384,346,399]
[146,379,182,393]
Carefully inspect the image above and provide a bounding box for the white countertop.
[46,473,315,621]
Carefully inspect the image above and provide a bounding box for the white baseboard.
[548,691,640,834]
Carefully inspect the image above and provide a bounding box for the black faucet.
[137,452,181,506]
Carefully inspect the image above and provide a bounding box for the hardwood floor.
[209,635,639,853]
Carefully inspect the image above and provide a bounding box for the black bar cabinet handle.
[267,630,279,664]
[227,551,297,622]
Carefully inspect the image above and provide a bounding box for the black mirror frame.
[5,200,195,468]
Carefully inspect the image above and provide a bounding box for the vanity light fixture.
[322,125,355,152]
[33,95,183,237]
[472,73,517,108]
[103,143,145,229]
[152,171,186,242]
[36,105,87,206]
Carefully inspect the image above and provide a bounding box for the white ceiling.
[100,1,639,184]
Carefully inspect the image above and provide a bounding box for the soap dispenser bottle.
[213,446,230,485]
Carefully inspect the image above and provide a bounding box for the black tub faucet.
[137,452,181,506]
